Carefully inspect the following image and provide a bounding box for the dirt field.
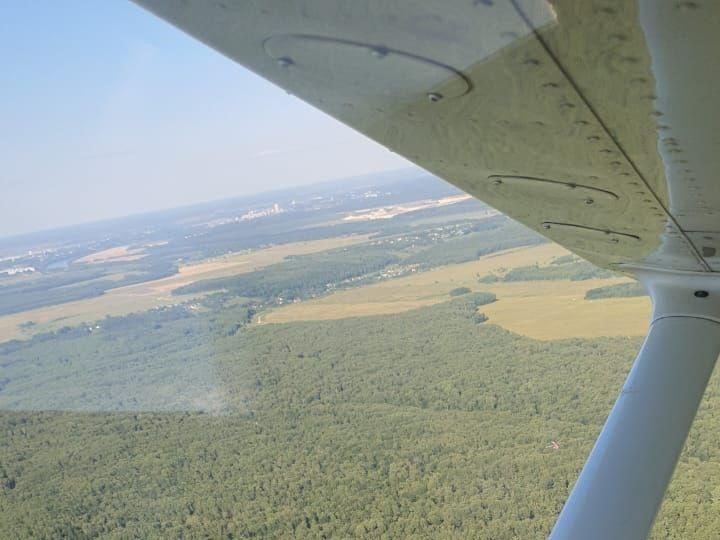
[262,244,651,340]
[0,235,369,342]
[342,194,475,221]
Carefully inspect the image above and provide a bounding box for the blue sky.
[0,1,408,236]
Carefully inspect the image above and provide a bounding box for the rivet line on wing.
[508,0,710,271]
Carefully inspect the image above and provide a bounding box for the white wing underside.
[134,0,720,275]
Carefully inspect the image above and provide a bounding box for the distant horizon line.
[0,166,426,243]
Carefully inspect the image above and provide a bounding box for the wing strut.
[550,269,720,540]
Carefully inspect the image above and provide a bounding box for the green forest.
[478,256,615,284]
[173,218,544,303]
[3,290,720,539]
[585,282,647,300]
[0,172,713,539]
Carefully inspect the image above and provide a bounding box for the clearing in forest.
[262,243,651,340]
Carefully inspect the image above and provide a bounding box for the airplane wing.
[132,2,720,539]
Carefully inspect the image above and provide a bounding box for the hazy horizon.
[0,1,409,237]
[0,166,425,241]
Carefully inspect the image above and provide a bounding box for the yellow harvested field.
[0,235,368,343]
[481,282,650,340]
[77,245,147,264]
[262,244,567,322]
[262,243,651,340]
[152,234,370,291]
